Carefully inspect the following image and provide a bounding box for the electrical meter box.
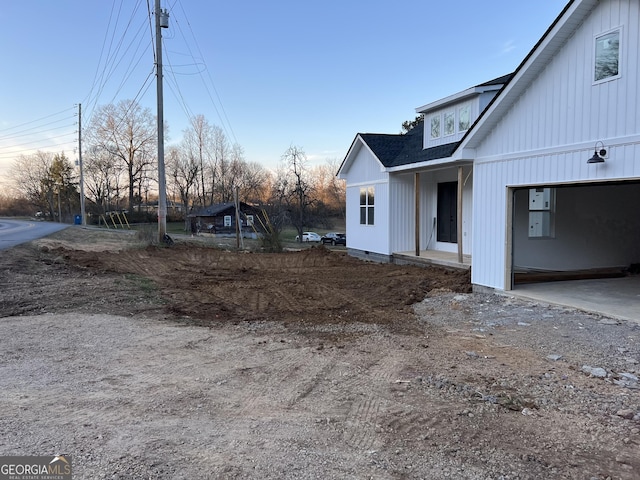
[529,188,553,210]
[529,211,553,237]
[528,187,555,238]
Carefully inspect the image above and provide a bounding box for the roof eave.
[460,0,597,150]
[415,84,504,114]
[387,157,473,174]
[337,134,387,178]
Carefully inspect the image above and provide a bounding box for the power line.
[169,0,239,145]
[0,107,75,136]
[0,117,75,141]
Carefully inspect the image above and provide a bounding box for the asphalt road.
[0,219,69,251]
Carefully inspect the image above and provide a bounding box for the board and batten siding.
[387,168,473,255]
[473,143,640,289]
[471,0,640,290]
[424,100,475,149]
[342,142,390,256]
[477,0,640,156]
[388,174,416,254]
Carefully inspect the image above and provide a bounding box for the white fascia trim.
[337,135,387,179]
[346,178,390,188]
[415,85,503,114]
[386,158,473,174]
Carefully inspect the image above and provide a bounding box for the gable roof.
[190,202,256,217]
[340,1,599,176]
[458,0,598,152]
[345,121,460,172]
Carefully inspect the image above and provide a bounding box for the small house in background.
[188,202,265,237]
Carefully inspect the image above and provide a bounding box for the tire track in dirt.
[234,345,334,415]
[330,347,412,451]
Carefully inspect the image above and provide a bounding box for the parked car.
[321,232,346,246]
[295,231,321,242]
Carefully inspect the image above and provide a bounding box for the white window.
[594,28,620,83]
[359,186,374,225]
[458,105,470,132]
[444,111,455,136]
[430,115,440,139]
[224,215,232,227]
[246,215,254,226]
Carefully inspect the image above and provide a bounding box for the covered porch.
[393,249,471,271]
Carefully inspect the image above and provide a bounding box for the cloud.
[501,40,516,55]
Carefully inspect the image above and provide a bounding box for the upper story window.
[359,186,374,225]
[444,111,455,136]
[458,105,470,132]
[430,115,440,139]
[594,28,620,83]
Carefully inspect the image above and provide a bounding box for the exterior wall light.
[588,141,606,164]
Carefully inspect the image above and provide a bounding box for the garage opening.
[510,180,640,285]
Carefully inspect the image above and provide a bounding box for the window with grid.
[359,186,374,225]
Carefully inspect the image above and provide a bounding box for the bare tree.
[276,145,315,242]
[312,158,346,220]
[211,125,232,203]
[182,114,214,207]
[86,100,157,212]
[83,145,125,214]
[237,161,273,205]
[9,151,78,221]
[10,151,54,212]
[166,145,199,231]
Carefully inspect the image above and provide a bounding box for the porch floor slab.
[394,250,471,270]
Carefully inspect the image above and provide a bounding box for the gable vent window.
[594,28,620,83]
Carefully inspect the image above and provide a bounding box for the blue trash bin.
[74,215,82,225]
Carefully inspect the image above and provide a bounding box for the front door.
[437,182,457,243]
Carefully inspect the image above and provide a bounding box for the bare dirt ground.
[1,226,639,479]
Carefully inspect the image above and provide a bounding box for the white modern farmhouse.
[338,0,640,292]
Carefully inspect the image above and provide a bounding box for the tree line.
[6,99,345,232]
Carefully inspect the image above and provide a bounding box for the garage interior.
[510,181,640,323]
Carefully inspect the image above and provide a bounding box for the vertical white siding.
[474,143,640,289]
[472,162,507,289]
[472,0,640,290]
[341,144,387,184]
[342,143,390,256]
[387,168,473,255]
[424,100,477,149]
[478,0,640,155]
[389,174,415,253]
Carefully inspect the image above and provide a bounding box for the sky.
[0,0,569,184]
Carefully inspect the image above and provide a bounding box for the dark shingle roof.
[475,73,514,87]
[190,202,238,217]
[359,121,459,168]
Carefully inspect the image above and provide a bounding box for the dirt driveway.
[0,227,639,479]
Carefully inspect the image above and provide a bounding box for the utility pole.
[78,103,86,225]
[156,0,169,242]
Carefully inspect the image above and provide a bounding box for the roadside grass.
[119,273,160,298]
[95,220,347,251]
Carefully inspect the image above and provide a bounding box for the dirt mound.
[53,240,470,329]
